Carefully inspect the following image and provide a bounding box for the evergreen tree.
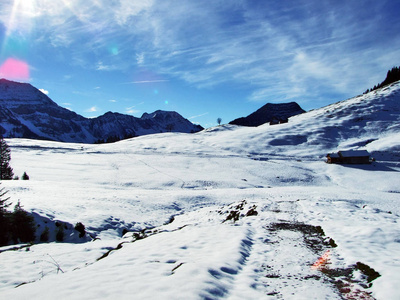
[0,137,14,180]
[10,201,36,243]
[21,172,29,180]
[0,184,11,245]
[0,183,10,212]
[368,66,400,93]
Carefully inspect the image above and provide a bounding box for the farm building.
[326,150,371,164]
[270,117,289,125]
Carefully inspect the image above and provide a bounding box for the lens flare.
[109,45,119,55]
[0,58,30,80]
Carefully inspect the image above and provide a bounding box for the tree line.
[364,66,400,94]
[0,136,35,246]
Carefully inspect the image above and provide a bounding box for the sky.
[0,0,399,128]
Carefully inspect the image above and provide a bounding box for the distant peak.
[141,110,177,119]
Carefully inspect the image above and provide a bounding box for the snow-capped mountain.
[229,102,305,126]
[0,79,203,143]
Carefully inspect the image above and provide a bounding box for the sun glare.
[6,0,37,37]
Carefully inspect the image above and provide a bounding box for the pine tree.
[10,201,36,243]
[0,184,11,245]
[21,172,29,180]
[0,137,14,180]
[0,183,10,212]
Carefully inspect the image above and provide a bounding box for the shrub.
[21,172,29,180]
[355,262,381,283]
[56,226,64,242]
[40,226,50,242]
[74,222,86,238]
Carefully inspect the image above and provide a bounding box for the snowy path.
[217,200,341,300]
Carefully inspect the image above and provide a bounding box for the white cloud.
[109,99,117,103]
[39,88,49,95]
[96,61,114,71]
[136,53,145,65]
[125,108,140,115]
[114,1,154,25]
[85,106,98,113]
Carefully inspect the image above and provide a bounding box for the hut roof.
[338,150,370,157]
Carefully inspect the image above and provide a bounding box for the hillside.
[0,79,203,143]
[0,81,399,299]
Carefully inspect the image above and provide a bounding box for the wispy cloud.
[125,108,140,115]
[96,61,117,71]
[130,80,169,84]
[85,106,98,113]
[189,112,209,120]
[2,0,399,108]
[125,103,144,115]
[136,53,145,65]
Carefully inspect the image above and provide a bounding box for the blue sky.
[0,0,399,128]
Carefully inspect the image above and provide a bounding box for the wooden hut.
[326,150,370,164]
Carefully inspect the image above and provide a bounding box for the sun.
[12,0,36,17]
[6,0,37,36]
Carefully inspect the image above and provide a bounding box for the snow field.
[1,83,400,299]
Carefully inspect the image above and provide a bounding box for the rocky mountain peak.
[0,79,203,143]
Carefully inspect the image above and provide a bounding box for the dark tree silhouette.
[217,118,222,125]
[365,66,400,94]
[22,172,29,180]
[10,201,36,243]
[0,136,14,180]
[0,184,11,245]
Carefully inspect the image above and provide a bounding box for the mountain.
[229,102,305,126]
[0,79,203,143]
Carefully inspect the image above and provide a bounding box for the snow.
[338,150,370,157]
[1,82,400,299]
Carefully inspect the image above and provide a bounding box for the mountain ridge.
[0,79,203,143]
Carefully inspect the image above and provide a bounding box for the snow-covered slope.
[0,79,203,143]
[0,82,399,299]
